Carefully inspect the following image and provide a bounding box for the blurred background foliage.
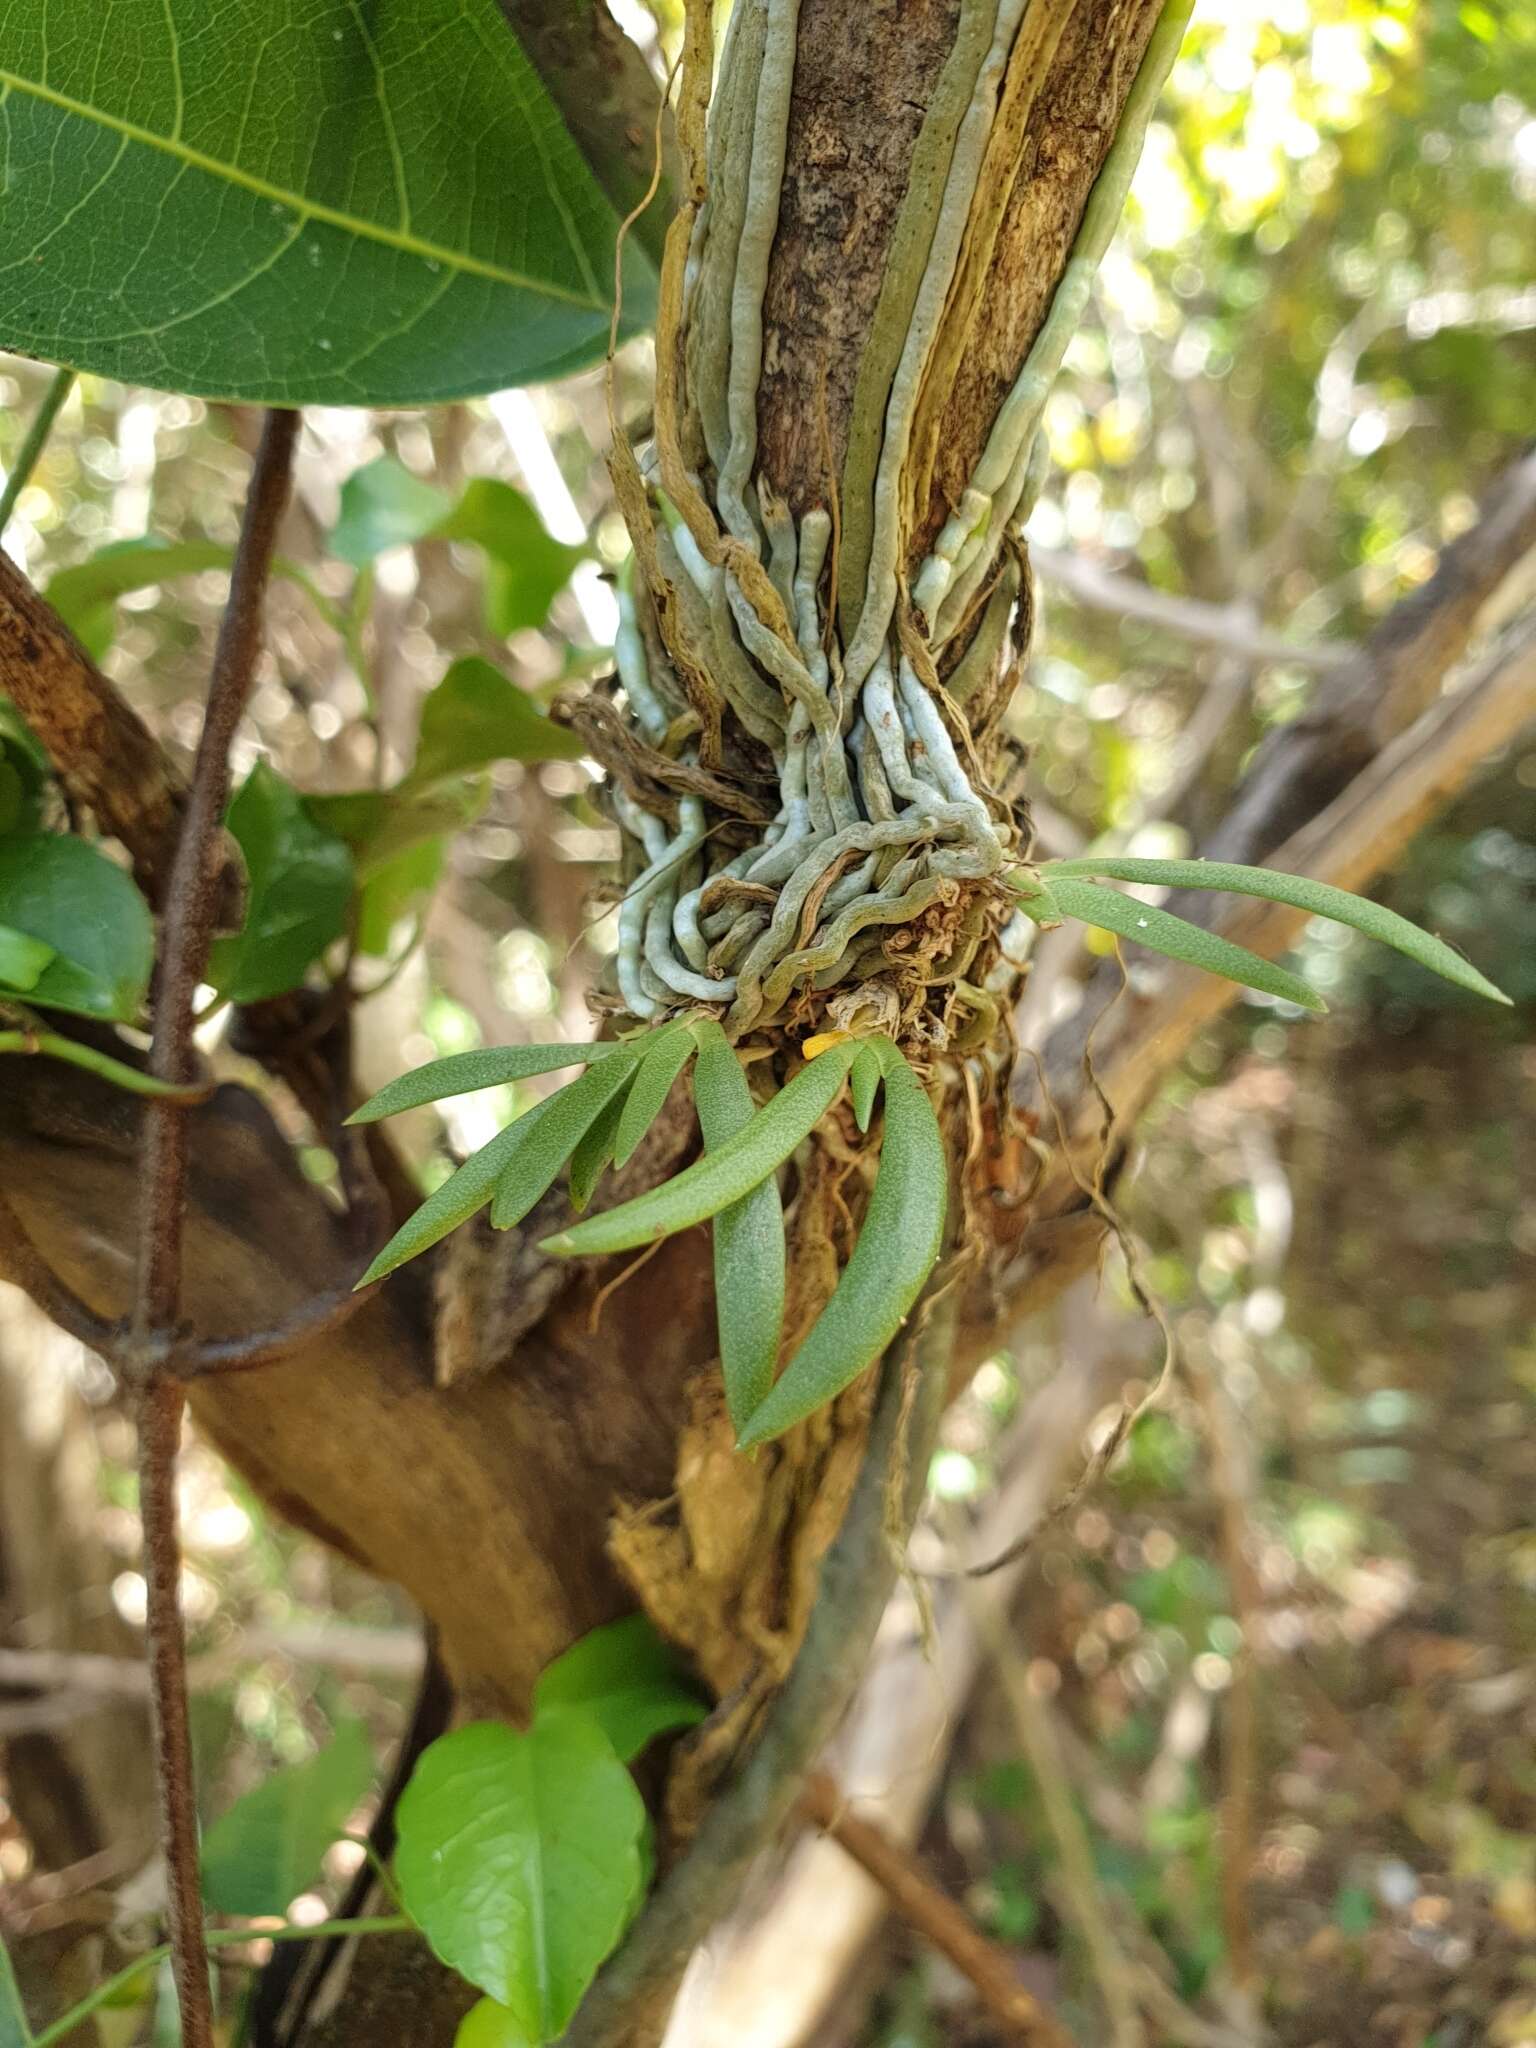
[1,0,1533,2041]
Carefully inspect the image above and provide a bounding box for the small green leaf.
[691,1018,785,1432]
[455,2000,535,2048]
[533,1616,707,1763]
[0,923,55,992]
[1039,876,1326,1012]
[207,763,355,1004]
[349,1042,628,1126]
[489,1059,639,1230]
[737,1040,945,1448]
[0,1935,32,2048]
[541,1039,859,1259]
[44,537,308,659]
[331,460,452,568]
[409,658,583,786]
[201,1721,373,1919]
[612,1024,695,1169]
[396,1717,647,2040]
[355,837,445,959]
[1041,855,1511,1006]
[0,832,153,1020]
[849,1044,881,1133]
[307,781,488,876]
[567,1082,633,1213]
[0,712,48,834]
[437,480,588,636]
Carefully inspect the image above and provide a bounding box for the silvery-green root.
[600,0,1195,1051]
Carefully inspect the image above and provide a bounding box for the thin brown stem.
[802,1770,1078,2047]
[128,407,300,2048]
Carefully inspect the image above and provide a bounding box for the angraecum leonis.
[567,0,1193,1066]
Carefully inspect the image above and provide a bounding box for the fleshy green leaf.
[0,0,657,404]
[737,1040,945,1448]
[0,833,153,1020]
[331,460,451,568]
[207,763,354,1004]
[0,923,55,993]
[438,480,588,636]
[690,1018,785,1432]
[356,1108,547,1285]
[0,1935,31,2048]
[201,1721,373,1918]
[455,2000,535,2048]
[611,1024,695,1169]
[541,1039,859,1259]
[1036,876,1326,1013]
[410,658,583,785]
[849,1044,882,1133]
[488,1060,638,1230]
[567,1083,633,1213]
[395,1717,647,2040]
[349,1042,627,1126]
[1040,856,1511,1006]
[533,1616,707,1763]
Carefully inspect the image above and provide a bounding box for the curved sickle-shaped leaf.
[0,0,656,404]
[348,1042,628,1126]
[567,1083,633,1214]
[849,1044,882,1134]
[612,1024,697,1169]
[1041,856,1510,1006]
[490,1059,639,1230]
[540,1040,860,1259]
[736,1040,945,1449]
[1039,877,1326,1012]
[691,1019,786,1432]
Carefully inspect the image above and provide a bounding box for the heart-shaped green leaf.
[611,1024,696,1170]
[438,482,588,637]
[0,833,153,1020]
[1035,876,1326,1012]
[396,1717,647,2040]
[489,1059,638,1230]
[533,1616,707,1763]
[540,1039,859,1259]
[349,1041,628,1126]
[330,462,452,569]
[409,659,583,786]
[207,763,354,1004]
[1040,855,1510,1005]
[690,1019,785,1431]
[201,1721,373,1919]
[736,1040,945,1448]
[0,0,656,403]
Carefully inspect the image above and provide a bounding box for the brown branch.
[0,549,210,908]
[802,1769,1078,2047]
[127,408,299,2048]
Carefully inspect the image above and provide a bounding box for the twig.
[801,1769,1078,2047]
[562,1293,954,2048]
[0,367,75,536]
[182,1280,379,1378]
[127,407,299,2048]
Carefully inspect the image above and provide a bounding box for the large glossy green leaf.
[207,763,354,1003]
[737,1040,946,1448]
[0,0,657,404]
[411,659,583,784]
[396,1717,647,2040]
[1041,856,1511,1005]
[0,833,153,1020]
[541,1039,860,1259]
[349,1041,627,1126]
[201,1721,373,1918]
[533,1616,707,1763]
[1025,875,1326,1012]
[691,1018,785,1432]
